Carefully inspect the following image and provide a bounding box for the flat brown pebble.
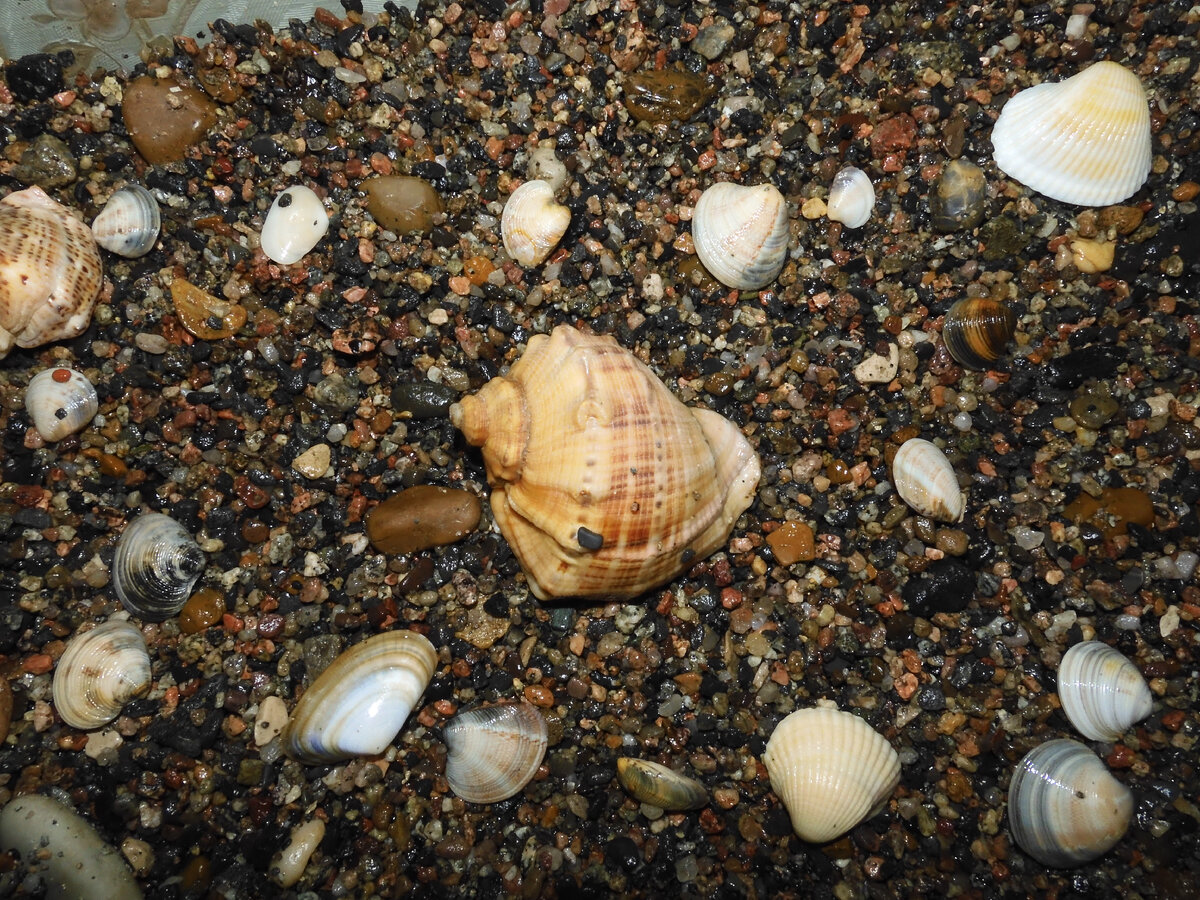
[1098,205,1145,235]
[0,677,11,742]
[435,835,473,860]
[366,485,481,554]
[623,69,715,124]
[766,521,816,565]
[362,175,443,234]
[179,587,226,634]
[1172,181,1200,202]
[242,519,270,543]
[122,76,218,165]
[524,684,555,708]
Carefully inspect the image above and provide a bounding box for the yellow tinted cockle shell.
[52,620,151,730]
[444,701,548,804]
[1057,641,1153,742]
[450,325,761,600]
[501,179,571,266]
[24,366,98,441]
[692,182,789,290]
[891,438,964,523]
[0,186,104,358]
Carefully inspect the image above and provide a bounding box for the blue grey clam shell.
[112,512,205,621]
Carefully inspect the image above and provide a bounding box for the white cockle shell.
[282,630,437,764]
[91,184,160,258]
[450,324,761,600]
[24,366,98,441]
[112,512,206,621]
[444,701,548,804]
[1057,641,1153,742]
[52,619,151,730]
[763,706,901,843]
[991,61,1152,206]
[260,185,330,265]
[501,179,571,266]
[891,437,964,523]
[1008,739,1133,867]
[692,181,789,291]
[826,166,874,229]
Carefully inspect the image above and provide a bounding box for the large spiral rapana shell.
[692,182,789,291]
[1008,739,1133,868]
[891,438,964,523]
[763,707,901,843]
[112,512,206,621]
[1057,641,1153,742]
[444,701,548,803]
[52,620,151,730]
[501,179,571,267]
[91,184,160,258]
[617,758,709,811]
[283,630,437,764]
[24,366,98,441]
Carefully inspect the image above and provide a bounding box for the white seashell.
[763,706,901,843]
[270,818,325,888]
[112,512,206,621]
[692,182,789,291]
[444,701,548,803]
[91,184,160,258]
[617,758,708,811]
[24,366,98,441]
[52,620,151,730]
[1008,738,1133,867]
[501,179,571,267]
[261,185,330,265]
[891,438,964,523]
[283,630,437,764]
[1057,641,1153,742]
[826,166,874,229]
[991,61,1152,206]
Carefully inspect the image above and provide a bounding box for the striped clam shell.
[942,297,1017,371]
[891,438,964,523]
[444,701,548,804]
[1057,641,1153,742]
[52,620,151,730]
[692,182,789,291]
[112,512,206,621]
[91,184,160,258]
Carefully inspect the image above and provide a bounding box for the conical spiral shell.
[617,758,709,811]
[1057,641,1153,742]
[24,366,98,441]
[91,184,160,258]
[52,620,151,730]
[1008,739,1133,867]
[283,630,437,764]
[444,701,548,803]
[891,438,964,523]
[763,707,901,843]
[450,325,761,600]
[501,179,571,266]
[112,512,206,621]
[0,186,104,358]
[991,61,1151,206]
[692,182,789,290]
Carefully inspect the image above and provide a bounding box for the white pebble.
[952,411,973,432]
[1175,551,1199,580]
[270,818,326,888]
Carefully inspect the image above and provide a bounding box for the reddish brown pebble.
[1172,181,1200,202]
[524,683,555,708]
[766,521,816,565]
[122,76,218,165]
[365,485,481,555]
[0,677,12,742]
[1106,744,1136,768]
[179,587,226,634]
[870,113,917,155]
[242,519,270,543]
[362,175,443,234]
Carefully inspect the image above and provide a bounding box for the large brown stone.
[122,76,218,165]
[366,485,481,554]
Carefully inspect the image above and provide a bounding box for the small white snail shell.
[444,701,548,803]
[891,438,964,523]
[501,179,571,267]
[1057,641,1153,742]
[24,366,98,441]
[692,182,789,291]
[91,184,160,258]
[51,619,151,730]
[112,512,206,621]
[261,185,330,265]
[826,166,874,229]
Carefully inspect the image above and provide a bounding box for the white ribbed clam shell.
[24,366,98,441]
[892,438,964,523]
[763,707,901,843]
[1008,739,1132,868]
[1057,641,1152,742]
[991,61,1151,206]
[692,182,789,291]
[91,184,160,258]
[827,166,874,229]
[261,185,329,265]
[283,630,437,764]
[501,179,571,266]
[52,620,151,730]
[112,512,206,621]
[444,701,548,803]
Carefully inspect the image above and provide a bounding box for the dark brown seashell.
[942,297,1017,370]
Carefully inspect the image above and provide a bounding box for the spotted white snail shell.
[1007,739,1133,868]
[692,181,789,291]
[24,366,98,441]
[444,701,548,804]
[91,184,160,258]
[112,512,206,621]
[826,166,874,229]
[51,619,151,730]
[891,438,964,523]
[260,185,330,265]
[616,758,709,811]
[1057,641,1153,742]
[501,179,571,267]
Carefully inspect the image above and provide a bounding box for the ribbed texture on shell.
[260,185,329,265]
[52,620,151,730]
[112,512,206,621]
[1008,739,1132,867]
[444,702,548,803]
[992,61,1151,206]
[1057,641,1153,742]
[283,630,437,764]
[0,186,104,358]
[24,367,98,441]
[763,707,901,843]
[827,167,874,229]
[91,184,160,258]
[450,325,761,600]
[617,758,708,811]
[942,297,1017,370]
[692,182,789,290]
[501,180,571,266]
[891,438,964,523]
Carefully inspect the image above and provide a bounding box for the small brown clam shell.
[617,758,709,811]
[52,620,151,730]
[444,701,548,804]
[942,297,1017,370]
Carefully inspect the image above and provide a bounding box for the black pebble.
[6,53,64,103]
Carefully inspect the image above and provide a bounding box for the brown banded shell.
[616,758,708,811]
[91,184,160,258]
[24,367,98,441]
[444,701,548,804]
[692,182,789,291]
[112,512,206,621]
[449,325,761,600]
[52,620,151,730]
[282,630,437,764]
[501,179,571,267]
[0,186,104,359]
[891,438,964,523]
[942,297,1017,370]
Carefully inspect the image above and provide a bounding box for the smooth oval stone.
[122,76,218,165]
[366,485,482,554]
[391,381,455,418]
[362,175,442,234]
[930,159,987,233]
[179,587,226,635]
[624,70,715,124]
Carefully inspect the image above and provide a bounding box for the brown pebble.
[366,485,481,554]
[766,521,816,565]
[122,76,218,165]
[0,677,12,742]
[362,175,443,234]
[1097,205,1144,235]
[623,69,715,124]
[1172,181,1200,202]
[935,529,970,556]
[524,684,555,708]
[242,519,270,543]
[179,587,226,634]
[435,834,473,860]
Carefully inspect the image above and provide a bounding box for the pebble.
[0,678,10,743]
[362,175,442,234]
[254,696,289,747]
[12,133,77,188]
[853,344,899,384]
[929,159,987,232]
[292,444,332,479]
[692,23,736,60]
[766,521,816,565]
[365,485,482,554]
[623,70,715,124]
[121,76,219,165]
[270,818,325,888]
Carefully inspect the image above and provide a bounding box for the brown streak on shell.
[617,758,709,811]
[942,297,1017,370]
